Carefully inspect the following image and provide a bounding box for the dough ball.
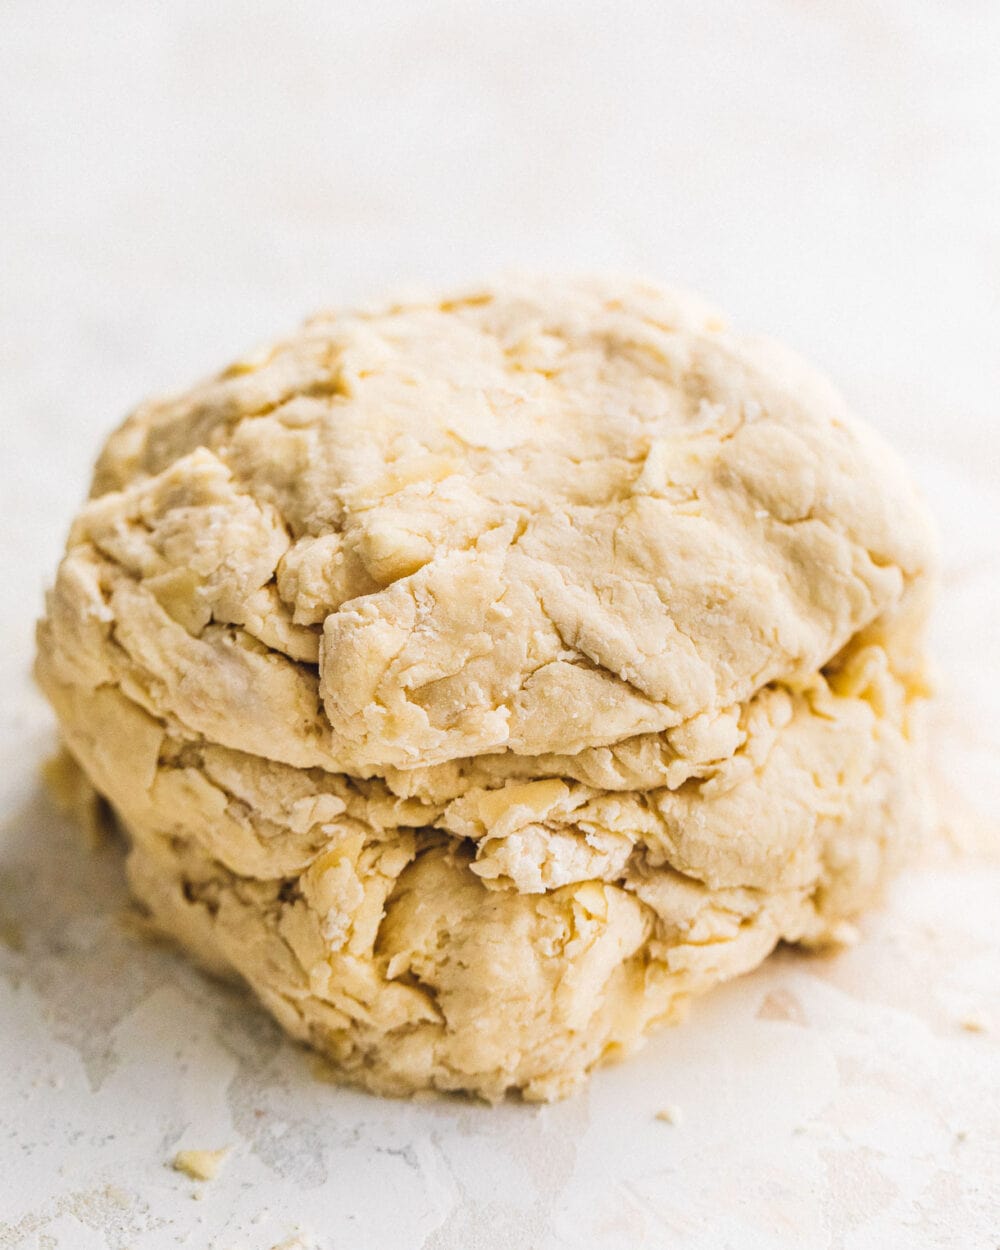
[36,277,936,1101]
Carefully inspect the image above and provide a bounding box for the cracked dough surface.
[36,276,936,1100]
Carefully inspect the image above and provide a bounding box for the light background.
[1,3,998,1248]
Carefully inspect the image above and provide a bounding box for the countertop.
[2,3,998,1247]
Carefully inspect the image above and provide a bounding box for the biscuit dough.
[36,277,936,1100]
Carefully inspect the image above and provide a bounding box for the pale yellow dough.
[36,277,936,1101]
[172,1147,229,1181]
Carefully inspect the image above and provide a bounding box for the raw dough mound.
[36,277,936,1100]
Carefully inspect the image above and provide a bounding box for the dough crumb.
[655,1105,683,1126]
[172,1147,230,1181]
[958,1013,988,1034]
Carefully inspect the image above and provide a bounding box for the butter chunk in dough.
[36,276,936,1100]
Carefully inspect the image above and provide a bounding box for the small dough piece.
[172,1147,230,1181]
[36,277,936,1101]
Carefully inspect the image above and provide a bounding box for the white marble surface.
[2,3,999,1247]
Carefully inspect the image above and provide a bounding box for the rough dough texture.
[36,277,936,1101]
